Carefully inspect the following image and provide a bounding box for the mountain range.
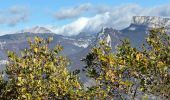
[0,16,169,84]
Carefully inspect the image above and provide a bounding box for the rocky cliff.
[132,16,170,28]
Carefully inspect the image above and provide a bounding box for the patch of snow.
[0,41,6,49]
[128,27,136,31]
[62,37,75,41]
[73,42,89,48]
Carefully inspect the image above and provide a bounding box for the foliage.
[116,28,170,98]
[0,28,169,99]
[83,28,170,99]
[0,37,84,99]
[82,41,132,99]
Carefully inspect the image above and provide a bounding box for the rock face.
[95,27,120,50]
[69,27,121,71]
[96,27,112,47]
[132,16,170,28]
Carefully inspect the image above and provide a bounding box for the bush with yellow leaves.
[83,28,170,99]
[0,37,85,99]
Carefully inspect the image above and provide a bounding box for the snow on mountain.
[73,42,89,48]
[73,38,94,48]
[0,41,6,49]
[128,27,136,31]
[18,26,53,33]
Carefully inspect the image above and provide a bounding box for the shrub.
[0,37,84,99]
[83,28,170,99]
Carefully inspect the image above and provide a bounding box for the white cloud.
[49,12,126,36]
[49,3,170,36]
[53,3,92,20]
[48,17,89,35]
[53,3,114,20]
[0,6,29,26]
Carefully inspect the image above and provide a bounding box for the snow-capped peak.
[18,26,53,34]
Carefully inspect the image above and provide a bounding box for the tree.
[82,41,132,99]
[142,28,169,98]
[83,28,170,99]
[116,28,170,99]
[0,37,84,99]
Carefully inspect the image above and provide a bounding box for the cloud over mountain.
[49,3,170,36]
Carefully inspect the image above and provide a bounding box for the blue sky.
[0,0,170,35]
